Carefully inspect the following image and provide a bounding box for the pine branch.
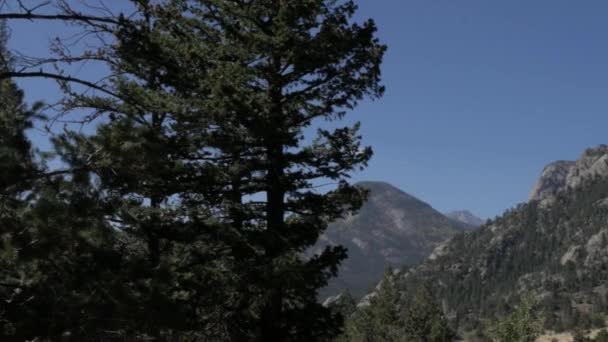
[0,71,120,99]
[0,12,119,25]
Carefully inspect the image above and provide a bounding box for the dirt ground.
[536,328,607,342]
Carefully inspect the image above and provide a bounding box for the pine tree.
[62,0,384,340]
[0,20,36,194]
[403,285,455,342]
[0,19,40,338]
[485,294,544,342]
[338,267,406,342]
[179,2,386,340]
[1,0,385,339]
[0,20,123,341]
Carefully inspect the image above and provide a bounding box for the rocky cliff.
[529,145,608,203]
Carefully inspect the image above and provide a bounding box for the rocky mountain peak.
[528,160,576,202]
[529,145,608,203]
[565,144,608,188]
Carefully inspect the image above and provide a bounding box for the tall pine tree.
[0,19,40,338]
[0,19,125,341]
[403,285,455,342]
[1,0,385,340]
[174,2,385,339]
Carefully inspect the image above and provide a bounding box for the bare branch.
[0,71,120,98]
[0,11,118,24]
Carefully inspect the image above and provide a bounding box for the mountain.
[529,145,608,203]
[445,210,484,227]
[314,181,474,299]
[374,145,608,339]
[528,160,575,202]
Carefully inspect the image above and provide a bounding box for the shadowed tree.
[0,1,385,340]
[341,267,406,342]
[403,285,454,342]
[485,294,544,342]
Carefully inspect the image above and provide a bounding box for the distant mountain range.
[365,145,608,339]
[313,181,476,298]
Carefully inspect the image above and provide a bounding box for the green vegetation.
[338,269,405,342]
[485,295,544,342]
[0,0,385,340]
[336,268,454,342]
[2,1,608,341]
[390,171,608,337]
[594,329,608,342]
[403,286,455,342]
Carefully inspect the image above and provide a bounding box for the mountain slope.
[314,181,473,298]
[529,145,608,203]
[528,160,575,202]
[382,145,608,337]
[445,210,484,227]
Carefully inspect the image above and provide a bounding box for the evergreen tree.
[340,267,405,342]
[403,285,455,342]
[327,291,358,322]
[90,1,384,340]
[1,0,385,339]
[0,20,36,194]
[200,2,386,339]
[485,294,544,342]
[0,19,123,341]
[0,19,40,338]
[339,275,453,342]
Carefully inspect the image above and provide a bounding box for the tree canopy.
[0,1,385,341]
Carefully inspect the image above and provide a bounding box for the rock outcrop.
[529,145,608,203]
[528,160,575,202]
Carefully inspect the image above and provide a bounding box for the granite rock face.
[529,145,608,203]
[528,160,575,202]
[566,145,608,188]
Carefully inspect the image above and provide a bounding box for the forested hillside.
[368,146,608,339]
[0,1,385,340]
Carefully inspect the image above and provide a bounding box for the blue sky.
[7,1,608,219]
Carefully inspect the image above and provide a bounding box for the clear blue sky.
[7,1,608,219]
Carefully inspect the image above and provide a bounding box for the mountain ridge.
[529,145,608,203]
[366,145,608,339]
[315,181,473,298]
[445,210,484,227]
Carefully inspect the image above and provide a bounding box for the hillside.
[530,145,608,203]
[378,145,608,338]
[445,210,484,227]
[314,181,473,298]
